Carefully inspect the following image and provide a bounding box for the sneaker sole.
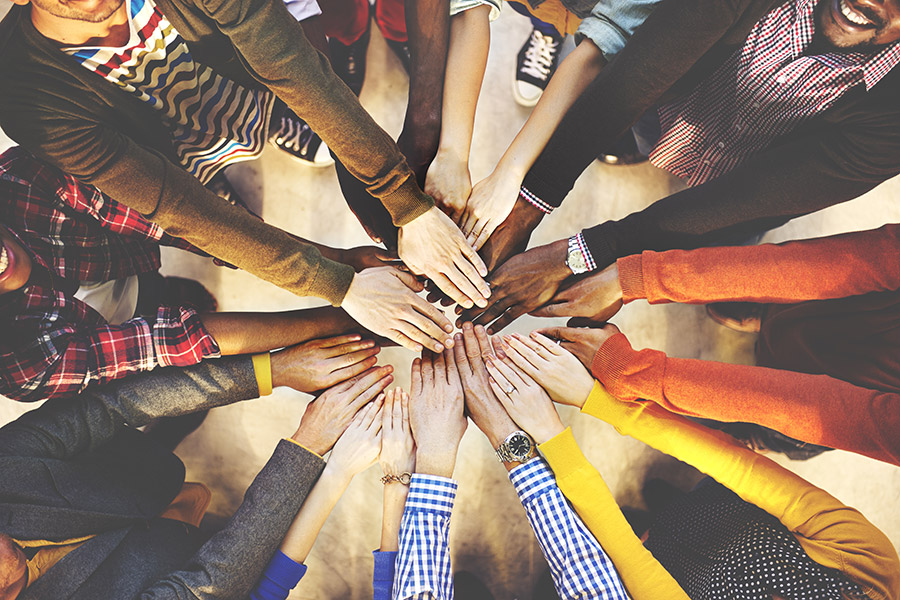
[511,72,542,108]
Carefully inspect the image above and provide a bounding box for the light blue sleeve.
[575,0,661,58]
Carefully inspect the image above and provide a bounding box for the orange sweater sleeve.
[580,381,900,600]
[591,332,900,467]
[616,224,900,304]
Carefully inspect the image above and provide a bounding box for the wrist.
[290,428,329,457]
[530,422,566,445]
[434,145,469,166]
[269,349,291,390]
[548,238,574,280]
[321,460,357,486]
[415,447,458,478]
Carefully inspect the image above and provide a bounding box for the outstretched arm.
[251,399,384,600]
[462,41,606,249]
[424,4,491,222]
[397,0,451,184]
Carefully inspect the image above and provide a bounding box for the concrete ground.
[1,3,899,598]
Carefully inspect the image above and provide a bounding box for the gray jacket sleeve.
[139,439,326,600]
[0,355,260,460]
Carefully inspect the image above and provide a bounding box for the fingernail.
[435,344,444,352]
[414,345,423,352]
[476,298,488,308]
[444,323,454,333]
[463,300,474,309]
[454,333,463,341]
[385,365,394,372]
[444,338,454,348]
[486,328,494,335]
[463,322,473,331]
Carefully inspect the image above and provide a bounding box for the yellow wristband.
[251,352,273,396]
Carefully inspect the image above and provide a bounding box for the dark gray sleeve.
[0,355,260,460]
[139,439,326,600]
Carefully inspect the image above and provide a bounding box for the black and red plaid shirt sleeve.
[0,287,220,402]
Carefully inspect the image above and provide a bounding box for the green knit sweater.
[0,0,434,305]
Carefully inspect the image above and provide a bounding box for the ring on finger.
[504,384,514,394]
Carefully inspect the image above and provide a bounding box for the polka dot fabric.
[644,480,865,600]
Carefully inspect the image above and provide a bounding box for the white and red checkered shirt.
[651,0,900,187]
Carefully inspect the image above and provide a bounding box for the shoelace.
[273,116,313,154]
[520,30,559,81]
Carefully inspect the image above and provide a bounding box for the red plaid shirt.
[651,0,900,186]
[0,147,221,402]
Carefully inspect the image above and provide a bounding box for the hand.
[292,365,393,456]
[493,332,594,407]
[460,239,570,334]
[341,267,454,353]
[424,150,472,223]
[398,206,490,310]
[534,321,622,372]
[271,334,381,393]
[531,263,623,321]
[484,353,564,445]
[477,197,544,272]
[408,349,468,477]
[327,397,385,478]
[452,322,518,448]
[380,388,416,477]
[339,246,402,272]
[460,170,521,251]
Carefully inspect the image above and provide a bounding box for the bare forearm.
[494,41,606,181]
[400,0,451,170]
[380,484,409,551]
[437,6,491,162]
[201,307,356,354]
[278,465,350,563]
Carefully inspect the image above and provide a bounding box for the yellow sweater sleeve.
[581,381,900,600]
[539,427,690,600]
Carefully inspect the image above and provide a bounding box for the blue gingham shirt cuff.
[574,232,598,271]
[394,475,458,600]
[509,459,630,600]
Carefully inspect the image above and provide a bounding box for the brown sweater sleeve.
[617,224,900,304]
[591,332,900,467]
[196,0,433,226]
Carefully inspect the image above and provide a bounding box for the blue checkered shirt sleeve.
[510,458,630,599]
[393,474,458,600]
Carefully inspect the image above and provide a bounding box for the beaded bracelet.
[380,472,412,485]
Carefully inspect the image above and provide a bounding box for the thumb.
[394,268,426,293]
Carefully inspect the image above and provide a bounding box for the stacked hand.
[425,150,472,224]
[459,170,521,251]
[342,266,454,354]
[452,322,518,448]
[380,388,416,478]
[494,332,594,407]
[532,263,623,322]
[459,239,570,334]
[484,339,565,445]
[398,206,490,310]
[409,349,467,477]
[271,334,381,393]
[327,397,385,479]
[291,365,393,456]
[536,321,622,373]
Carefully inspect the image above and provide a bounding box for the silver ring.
[555,339,562,345]
[504,385,514,394]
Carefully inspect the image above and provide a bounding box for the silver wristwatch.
[495,430,537,464]
[566,235,590,275]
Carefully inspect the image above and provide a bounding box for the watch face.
[508,433,533,460]
[567,249,588,274]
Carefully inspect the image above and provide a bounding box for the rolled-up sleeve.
[575,0,660,58]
